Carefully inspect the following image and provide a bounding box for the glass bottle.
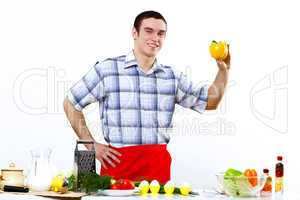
[275,155,284,194]
[261,168,272,196]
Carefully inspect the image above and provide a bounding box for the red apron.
[100,144,171,184]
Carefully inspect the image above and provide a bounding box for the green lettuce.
[223,168,253,197]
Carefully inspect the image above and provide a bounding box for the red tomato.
[111,179,134,190]
[110,184,119,190]
[244,169,258,187]
[121,179,135,190]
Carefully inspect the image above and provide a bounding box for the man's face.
[132,18,167,58]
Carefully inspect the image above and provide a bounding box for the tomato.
[209,41,229,60]
[244,169,258,187]
[119,179,135,190]
[110,179,135,190]
[110,184,119,190]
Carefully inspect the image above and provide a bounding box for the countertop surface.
[0,190,290,200]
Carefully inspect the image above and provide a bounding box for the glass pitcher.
[27,148,54,191]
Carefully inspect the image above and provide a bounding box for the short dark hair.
[134,10,167,32]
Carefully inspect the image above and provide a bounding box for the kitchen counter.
[84,194,281,200]
[0,190,290,200]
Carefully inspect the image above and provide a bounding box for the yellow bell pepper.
[209,41,229,60]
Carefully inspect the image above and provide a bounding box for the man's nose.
[151,33,159,42]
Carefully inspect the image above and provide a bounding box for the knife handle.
[3,185,29,193]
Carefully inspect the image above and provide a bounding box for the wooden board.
[1,190,86,200]
[31,191,86,198]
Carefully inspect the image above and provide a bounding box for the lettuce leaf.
[223,169,253,197]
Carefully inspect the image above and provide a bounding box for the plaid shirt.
[68,50,208,146]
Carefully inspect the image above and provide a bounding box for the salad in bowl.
[216,168,267,197]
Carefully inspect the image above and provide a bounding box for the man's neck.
[133,49,156,73]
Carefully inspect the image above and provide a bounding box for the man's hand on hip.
[95,143,122,169]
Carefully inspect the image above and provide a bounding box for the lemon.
[50,174,68,193]
[149,180,160,194]
[138,180,149,195]
[51,175,64,192]
[163,180,175,195]
[180,182,191,196]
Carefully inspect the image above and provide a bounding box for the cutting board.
[1,190,86,200]
[32,191,86,199]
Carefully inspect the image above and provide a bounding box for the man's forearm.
[63,98,95,150]
[207,69,229,109]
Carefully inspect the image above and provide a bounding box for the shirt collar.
[124,50,166,73]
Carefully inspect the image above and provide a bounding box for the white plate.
[97,188,139,196]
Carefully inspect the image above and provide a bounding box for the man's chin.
[145,50,159,58]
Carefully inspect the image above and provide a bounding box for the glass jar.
[26,148,54,191]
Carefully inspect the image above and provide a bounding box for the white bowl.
[97,188,139,196]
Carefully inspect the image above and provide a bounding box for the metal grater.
[74,140,96,192]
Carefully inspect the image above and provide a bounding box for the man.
[64,10,230,184]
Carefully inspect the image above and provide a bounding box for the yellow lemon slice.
[163,180,175,195]
[138,180,149,195]
[50,175,64,192]
[180,182,191,196]
[150,180,160,194]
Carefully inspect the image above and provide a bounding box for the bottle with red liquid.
[261,168,272,196]
[275,155,284,194]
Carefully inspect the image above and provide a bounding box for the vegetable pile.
[50,171,197,196]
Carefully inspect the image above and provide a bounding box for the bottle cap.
[263,168,269,173]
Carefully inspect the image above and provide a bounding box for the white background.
[0,0,298,195]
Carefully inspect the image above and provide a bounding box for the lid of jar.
[277,156,283,161]
[1,163,23,172]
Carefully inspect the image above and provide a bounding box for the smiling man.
[64,10,230,184]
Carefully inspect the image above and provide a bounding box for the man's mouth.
[147,43,159,48]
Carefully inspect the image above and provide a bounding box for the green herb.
[78,172,112,194]
[158,185,181,194]
[67,174,76,191]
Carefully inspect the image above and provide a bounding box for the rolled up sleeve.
[175,71,209,113]
[67,62,106,111]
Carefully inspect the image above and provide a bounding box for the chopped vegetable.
[149,180,160,194]
[110,179,135,190]
[138,180,149,194]
[244,169,258,187]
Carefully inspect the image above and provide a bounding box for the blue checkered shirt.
[67,50,208,146]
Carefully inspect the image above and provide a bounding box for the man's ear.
[132,27,138,40]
